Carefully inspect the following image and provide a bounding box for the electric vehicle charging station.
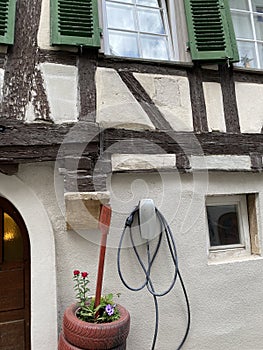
[117,199,191,350]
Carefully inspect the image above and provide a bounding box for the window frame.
[230,0,263,69]
[101,0,189,62]
[206,194,252,262]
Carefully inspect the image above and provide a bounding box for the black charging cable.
[117,206,191,350]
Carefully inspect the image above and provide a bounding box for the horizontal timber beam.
[0,125,262,163]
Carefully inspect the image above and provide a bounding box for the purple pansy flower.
[105,304,114,316]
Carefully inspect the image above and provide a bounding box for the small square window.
[207,204,240,247]
[206,194,260,263]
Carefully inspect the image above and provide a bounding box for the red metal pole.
[94,205,112,311]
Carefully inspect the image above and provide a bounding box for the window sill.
[98,53,194,69]
[208,249,262,265]
[233,65,263,75]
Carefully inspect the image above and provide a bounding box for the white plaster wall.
[39,63,78,123]
[5,163,263,349]
[235,82,263,133]
[134,73,193,131]
[0,68,4,102]
[105,171,263,350]
[111,154,176,172]
[96,67,155,130]
[203,82,226,132]
[190,155,251,171]
[37,0,51,50]
[52,167,263,350]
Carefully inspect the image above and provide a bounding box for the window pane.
[3,213,23,262]
[207,205,240,246]
[254,13,263,40]
[236,41,257,68]
[229,0,249,10]
[257,42,263,67]
[104,0,172,60]
[113,0,134,3]
[252,0,263,12]
[106,3,135,30]
[108,31,139,57]
[138,8,165,34]
[231,12,253,39]
[136,0,159,6]
[141,34,169,60]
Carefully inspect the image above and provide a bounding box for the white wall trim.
[112,154,177,172]
[189,155,251,171]
[0,173,58,350]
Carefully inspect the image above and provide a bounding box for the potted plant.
[58,270,130,350]
[58,205,130,350]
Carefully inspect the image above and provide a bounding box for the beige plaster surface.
[134,72,193,131]
[96,67,155,130]
[236,82,263,133]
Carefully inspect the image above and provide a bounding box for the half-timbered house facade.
[0,0,263,349]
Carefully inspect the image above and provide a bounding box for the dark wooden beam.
[98,55,190,76]
[0,164,18,175]
[78,49,98,122]
[219,64,240,133]
[0,121,99,146]
[0,126,262,163]
[119,71,173,130]
[102,129,263,156]
[187,66,208,132]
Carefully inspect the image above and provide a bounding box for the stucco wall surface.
[235,82,263,133]
[39,63,78,123]
[0,68,4,102]
[203,82,226,132]
[105,171,263,350]
[96,67,155,130]
[3,164,263,349]
[134,73,193,131]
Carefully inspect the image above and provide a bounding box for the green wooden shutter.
[184,0,239,63]
[0,0,16,45]
[51,0,100,47]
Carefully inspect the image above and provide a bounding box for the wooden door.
[0,197,30,350]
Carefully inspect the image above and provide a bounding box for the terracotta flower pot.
[58,304,130,350]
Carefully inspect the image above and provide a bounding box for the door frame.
[0,173,58,349]
[0,196,31,349]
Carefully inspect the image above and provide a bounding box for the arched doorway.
[0,197,30,349]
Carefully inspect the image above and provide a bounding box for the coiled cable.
[117,205,191,350]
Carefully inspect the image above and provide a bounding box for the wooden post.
[94,205,112,311]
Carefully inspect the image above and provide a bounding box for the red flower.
[81,272,88,278]
[73,270,80,276]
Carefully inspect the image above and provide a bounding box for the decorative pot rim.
[65,303,130,329]
[61,303,130,349]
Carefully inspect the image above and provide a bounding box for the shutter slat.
[184,0,239,62]
[0,0,16,44]
[51,0,101,47]
[58,0,93,37]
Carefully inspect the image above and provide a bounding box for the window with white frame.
[102,0,177,61]
[50,0,239,65]
[206,194,260,261]
[230,0,263,69]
